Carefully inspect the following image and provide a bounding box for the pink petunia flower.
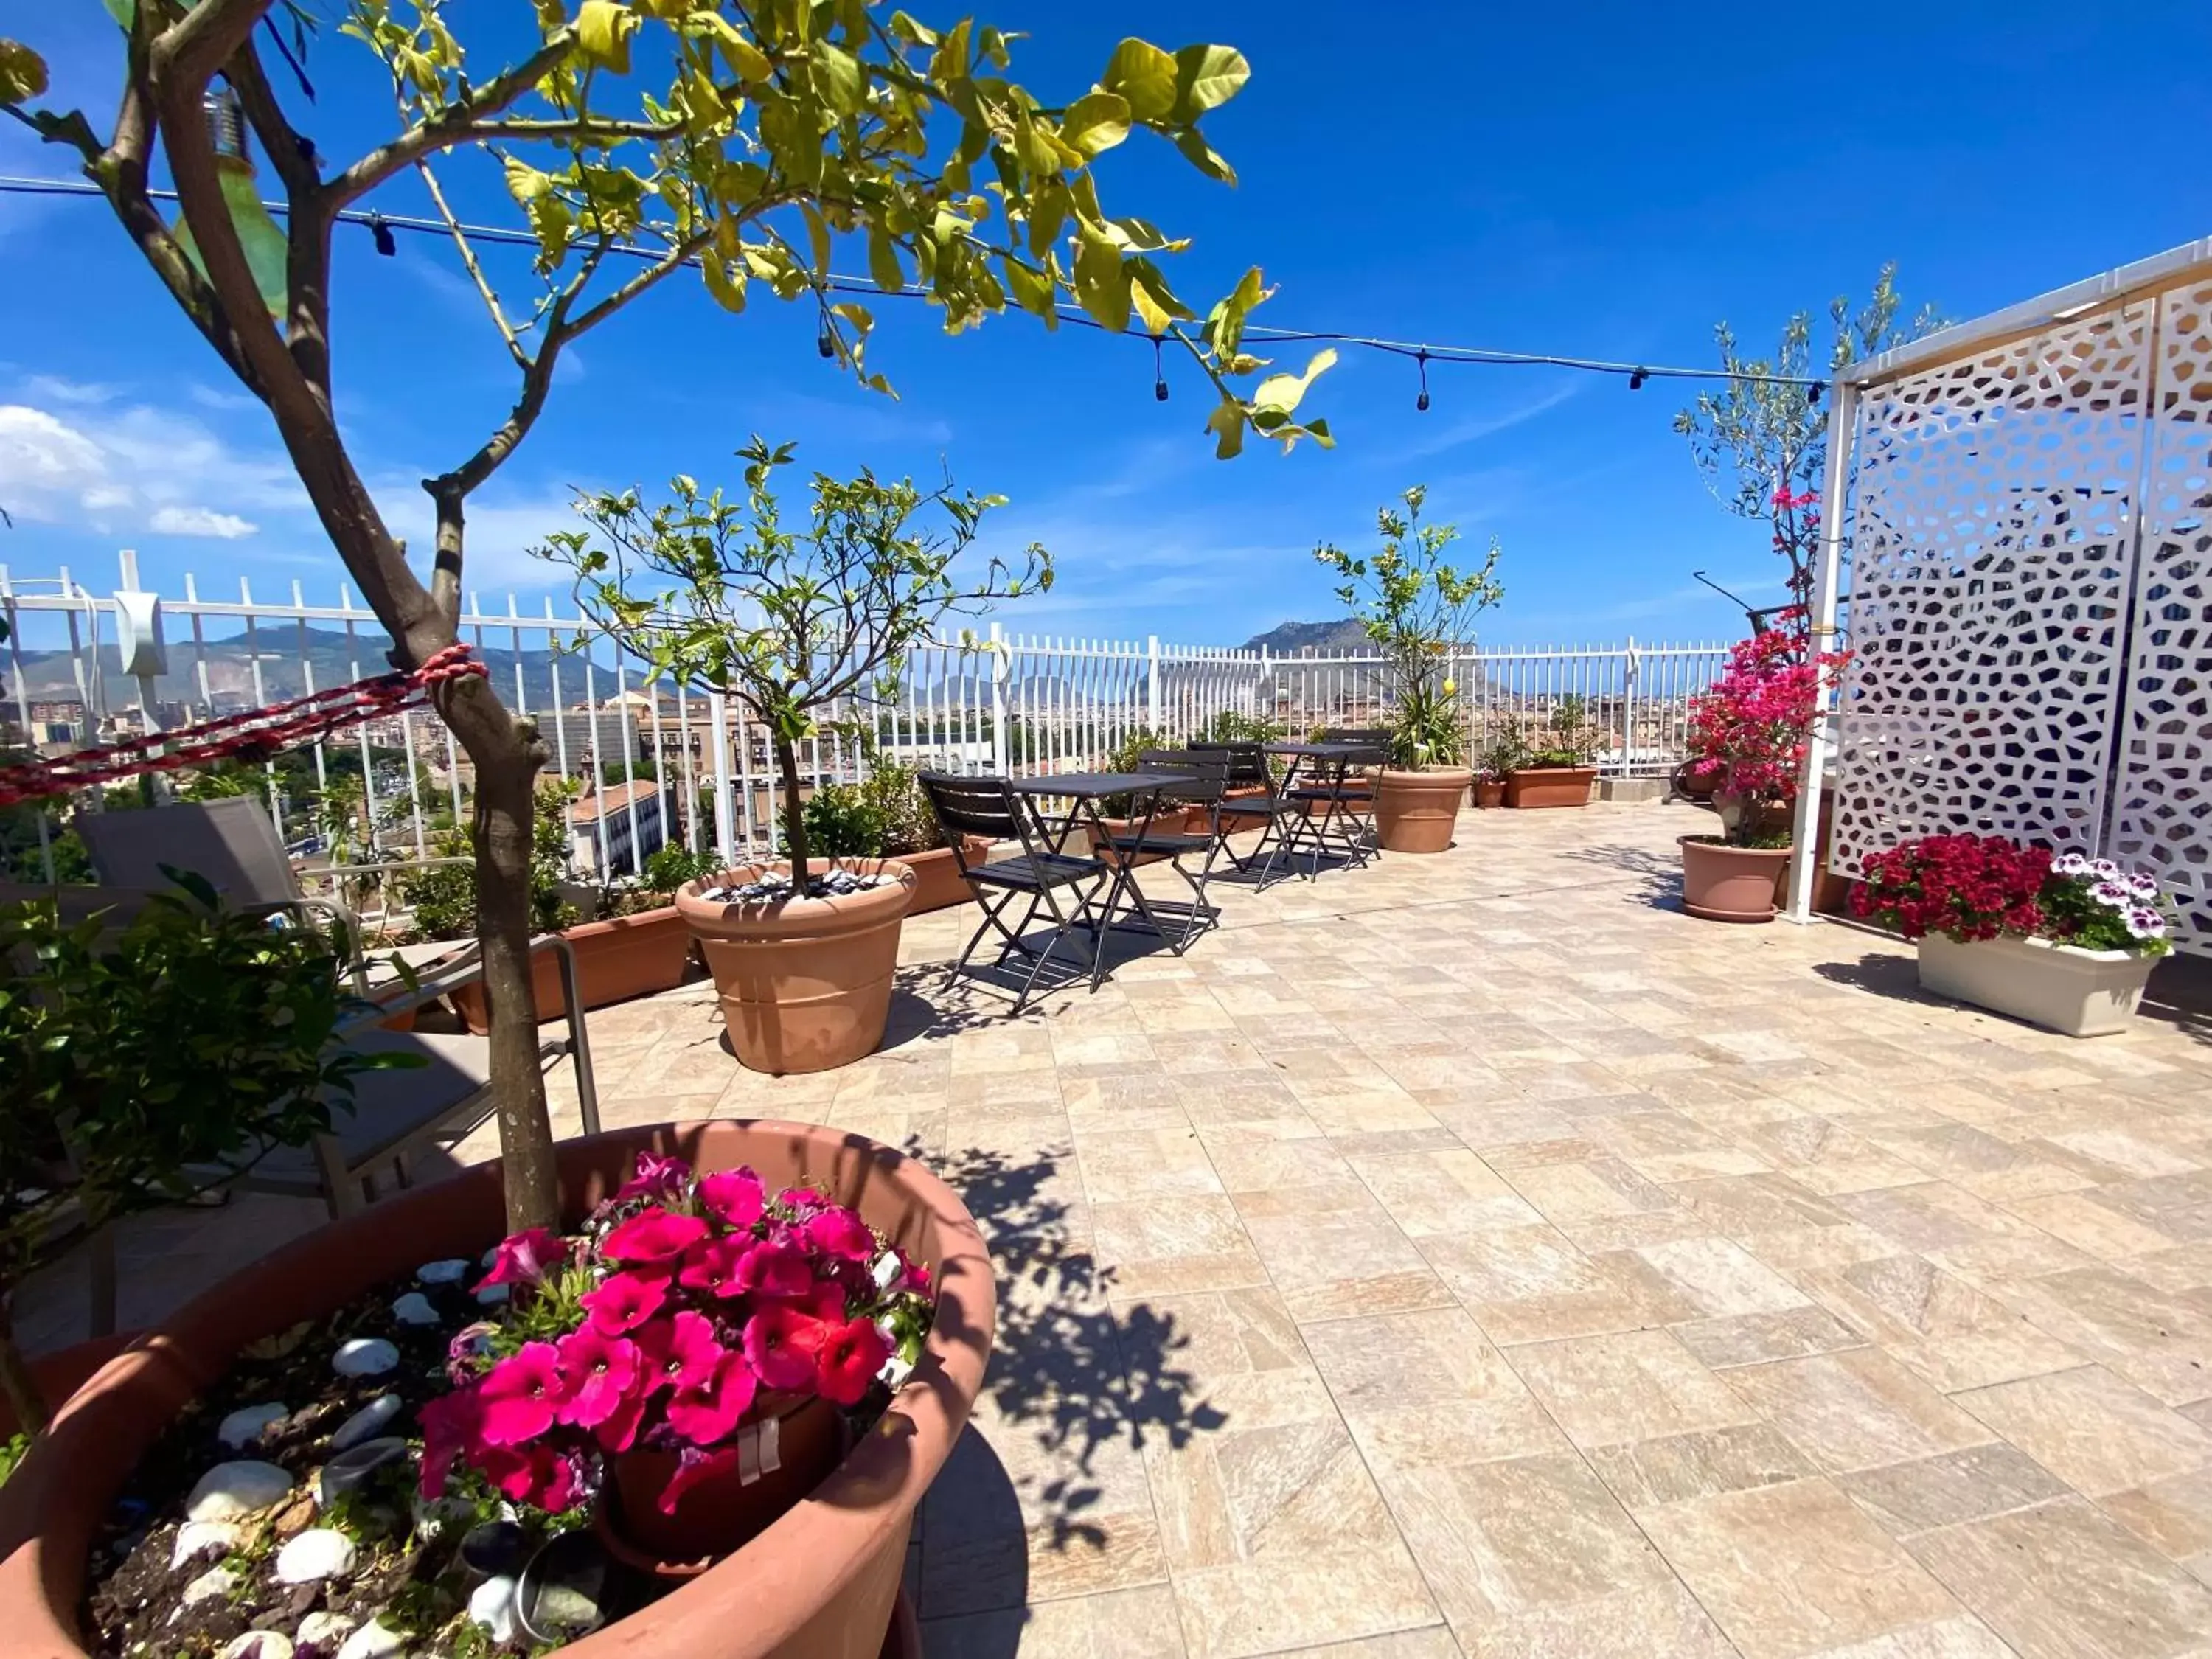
[665,1351,761,1446]
[813,1316,892,1407]
[417,1387,485,1499]
[698,1167,766,1230]
[478,1342,570,1446]
[675,1234,750,1299]
[478,1443,585,1512]
[657,1445,740,1515]
[734,1238,814,1300]
[780,1186,828,1215]
[616,1151,693,1201]
[479,1226,566,1290]
[634,1309,726,1394]
[801,1206,875,1262]
[554,1324,641,1430]
[580,1267,669,1335]
[895,1248,931,1298]
[603,1208,710,1267]
[593,1385,650,1454]
[744,1303,826,1391]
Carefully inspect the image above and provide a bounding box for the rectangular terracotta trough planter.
[451,904,692,1032]
[1503,765,1597,808]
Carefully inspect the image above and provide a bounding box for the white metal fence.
[2,560,1725,891]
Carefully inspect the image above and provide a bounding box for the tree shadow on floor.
[914,1138,1222,1569]
[1562,841,1687,911]
[1811,951,1939,1006]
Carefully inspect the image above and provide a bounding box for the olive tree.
[0,2,1330,1235]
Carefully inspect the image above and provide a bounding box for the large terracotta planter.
[602,1394,845,1571]
[678,861,916,1074]
[451,905,694,1033]
[889,838,995,916]
[0,1121,995,1659]
[1503,765,1597,808]
[1679,835,1791,922]
[1919,933,2155,1037]
[0,1334,138,1440]
[1371,767,1471,855]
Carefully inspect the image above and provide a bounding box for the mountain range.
[1242,618,1371,655]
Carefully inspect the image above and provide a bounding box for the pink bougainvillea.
[1684,608,1851,845]
[418,1154,933,1518]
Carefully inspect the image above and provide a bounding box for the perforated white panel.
[1830,302,2154,879]
[2106,282,2212,948]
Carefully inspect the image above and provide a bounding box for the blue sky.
[3,0,2209,653]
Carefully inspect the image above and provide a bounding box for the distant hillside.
[1242,618,1371,655]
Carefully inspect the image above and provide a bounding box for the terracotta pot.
[1472,778,1506,809]
[0,1121,995,1659]
[451,905,695,1033]
[1372,767,1471,855]
[1679,835,1792,923]
[888,838,995,916]
[0,1334,138,1440]
[602,1395,844,1571]
[1503,765,1598,808]
[678,861,916,1075]
[1084,818,1173,868]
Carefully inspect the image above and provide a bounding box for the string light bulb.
[366,212,396,257]
[817,320,836,359]
[173,84,291,319]
[1152,335,1169,402]
[1807,380,1826,408]
[1415,347,1430,412]
[1627,367,1648,391]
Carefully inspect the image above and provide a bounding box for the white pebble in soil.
[274,1527,358,1585]
[295,1611,355,1651]
[186,1461,293,1522]
[331,1338,398,1378]
[474,1281,510,1307]
[334,1620,407,1659]
[467,1575,519,1644]
[178,1563,240,1611]
[389,1292,440,1326]
[220,1633,295,1659]
[328,1393,402,1453]
[215,1402,288,1450]
[170,1518,242,1570]
[415,1258,471,1285]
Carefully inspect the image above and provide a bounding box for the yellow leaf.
[0,38,50,103]
[683,12,773,81]
[575,1,639,72]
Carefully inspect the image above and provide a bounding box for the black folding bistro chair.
[918,772,1113,1013]
[1085,749,1231,950]
[1190,740,1303,891]
[1285,726,1388,868]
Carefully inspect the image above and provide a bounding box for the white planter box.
[1917,933,2156,1037]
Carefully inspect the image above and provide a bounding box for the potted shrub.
[1315,487,1503,855]
[0,1123,994,1658]
[1852,838,2172,1036]
[1676,616,1850,922]
[540,439,1048,1074]
[1079,726,1182,863]
[400,785,708,1034]
[0,876,408,1441]
[1503,696,1603,807]
[800,760,993,915]
[1472,733,1526,809]
[1199,712,1287,823]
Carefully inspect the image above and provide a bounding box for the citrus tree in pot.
[1315,487,1503,854]
[1677,613,1851,922]
[798,758,989,917]
[539,439,1048,1075]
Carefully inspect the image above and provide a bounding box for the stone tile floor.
[21,801,2212,1658]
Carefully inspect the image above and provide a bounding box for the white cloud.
[0,391,303,542]
[150,504,259,539]
[1403,378,1582,459]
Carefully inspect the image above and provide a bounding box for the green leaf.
[867,225,905,293]
[682,13,773,82]
[1171,126,1238,186]
[1060,90,1130,159]
[999,254,1056,322]
[1099,38,1177,123]
[702,252,748,313]
[810,39,866,116]
[1253,347,1336,414]
[1072,227,1130,332]
[1171,45,1248,119]
[574,0,639,72]
[1205,398,1247,460]
[0,37,49,102]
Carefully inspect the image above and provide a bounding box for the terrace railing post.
[989,621,1011,776]
[1147,634,1162,735]
[1624,636,1640,776]
[707,688,737,866]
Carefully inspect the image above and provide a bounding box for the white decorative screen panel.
[2105,281,2212,949]
[1830,302,2154,879]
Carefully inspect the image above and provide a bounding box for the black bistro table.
[1253,739,1387,880]
[1011,769,1189,952]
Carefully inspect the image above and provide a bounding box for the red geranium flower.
[813,1316,891,1406]
[665,1351,761,1445]
[801,1206,875,1262]
[735,1238,814,1300]
[603,1208,709,1267]
[675,1234,749,1299]
[634,1309,726,1394]
[580,1267,668,1334]
[698,1167,766,1229]
[478,1342,570,1446]
[479,1226,566,1290]
[744,1303,826,1391]
[554,1324,641,1430]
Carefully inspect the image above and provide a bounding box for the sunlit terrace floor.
[24,801,2212,1658]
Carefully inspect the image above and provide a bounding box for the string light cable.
[0,172,1827,401]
